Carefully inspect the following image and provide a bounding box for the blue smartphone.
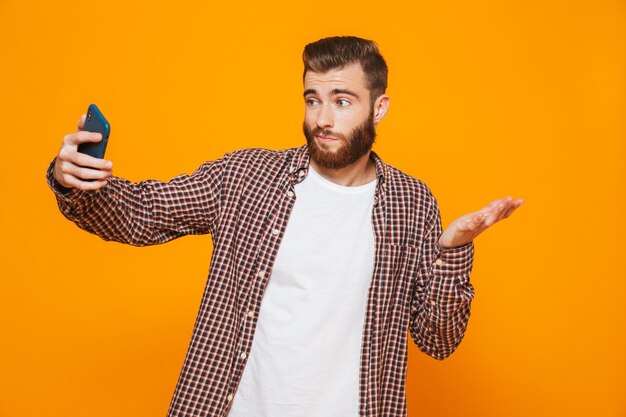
[77,104,110,159]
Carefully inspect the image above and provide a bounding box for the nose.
[315,104,334,130]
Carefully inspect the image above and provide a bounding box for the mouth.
[316,135,338,143]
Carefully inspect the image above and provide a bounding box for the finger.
[494,196,520,218]
[56,159,112,184]
[464,211,486,232]
[77,114,86,130]
[482,195,517,216]
[489,196,521,224]
[495,202,515,223]
[484,201,507,226]
[63,173,108,191]
[65,149,113,170]
[61,162,112,181]
[479,198,503,215]
[58,145,113,170]
[63,130,102,146]
[501,198,524,219]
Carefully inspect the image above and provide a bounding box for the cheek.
[337,112,366,131]
[303,109,316,126]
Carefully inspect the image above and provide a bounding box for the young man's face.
[303,62,382,170]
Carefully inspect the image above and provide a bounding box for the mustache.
[310,127,346,141]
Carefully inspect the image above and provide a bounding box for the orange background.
[1,1,624,416]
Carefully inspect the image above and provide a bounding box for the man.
[48,36,522,417]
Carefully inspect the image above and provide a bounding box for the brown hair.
[302,36,388,106]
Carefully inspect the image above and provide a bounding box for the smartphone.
[77,104,110,158]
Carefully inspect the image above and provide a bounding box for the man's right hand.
[53,114,113,191]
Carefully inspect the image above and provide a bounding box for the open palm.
[439,196,524,249]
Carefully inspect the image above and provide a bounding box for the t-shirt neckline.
[307,164,377,194]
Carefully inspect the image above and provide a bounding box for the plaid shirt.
[47,144,475,417]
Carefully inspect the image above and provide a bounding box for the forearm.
[46,158,219,246]
[410,242,475,360]
[409,193,476,360]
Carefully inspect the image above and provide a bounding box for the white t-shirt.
[226,165,377,417]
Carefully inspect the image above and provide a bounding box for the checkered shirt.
[47,144,475,417]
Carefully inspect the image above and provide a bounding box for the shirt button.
[430,300,437,306]
[287,190,295,198]
[434,258,443,266]
[289,166,295,173]
[258,271,265,278]
[227,394,234,401]
[240,352,247,359]
[247,310,254,318]
[272,228,279,236]
[299,170,306,177]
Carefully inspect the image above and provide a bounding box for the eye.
[305,97,319,106]
[337,98,351,107]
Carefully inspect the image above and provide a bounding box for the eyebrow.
[331,88,359,98]
[303,88,360,98]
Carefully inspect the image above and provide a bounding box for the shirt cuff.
[432,240,474,280]
[425,241,475,323]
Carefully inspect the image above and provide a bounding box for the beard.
[303,110,377,170]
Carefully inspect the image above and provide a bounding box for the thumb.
[77,114,86,131]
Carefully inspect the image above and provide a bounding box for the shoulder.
[381,160,442,227]
[383,162,437,206]
[376,158,441,245]
[223,146,298,169]
[208,146,303,184]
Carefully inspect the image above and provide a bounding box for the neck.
[309,151,376,186]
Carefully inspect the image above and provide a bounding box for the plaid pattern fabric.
[47,144,475,417]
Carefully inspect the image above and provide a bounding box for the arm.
[409,193,524,359]
[47,113,226,246]
[46,157,225,246]
[408,195,475,360]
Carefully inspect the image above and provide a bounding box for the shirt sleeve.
[408,193,475,360]
[45,155,228,246]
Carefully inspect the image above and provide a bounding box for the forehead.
[304,62,368,93]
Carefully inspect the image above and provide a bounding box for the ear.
[372,94,390,124]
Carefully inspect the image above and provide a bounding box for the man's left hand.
[438,196,524,249]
